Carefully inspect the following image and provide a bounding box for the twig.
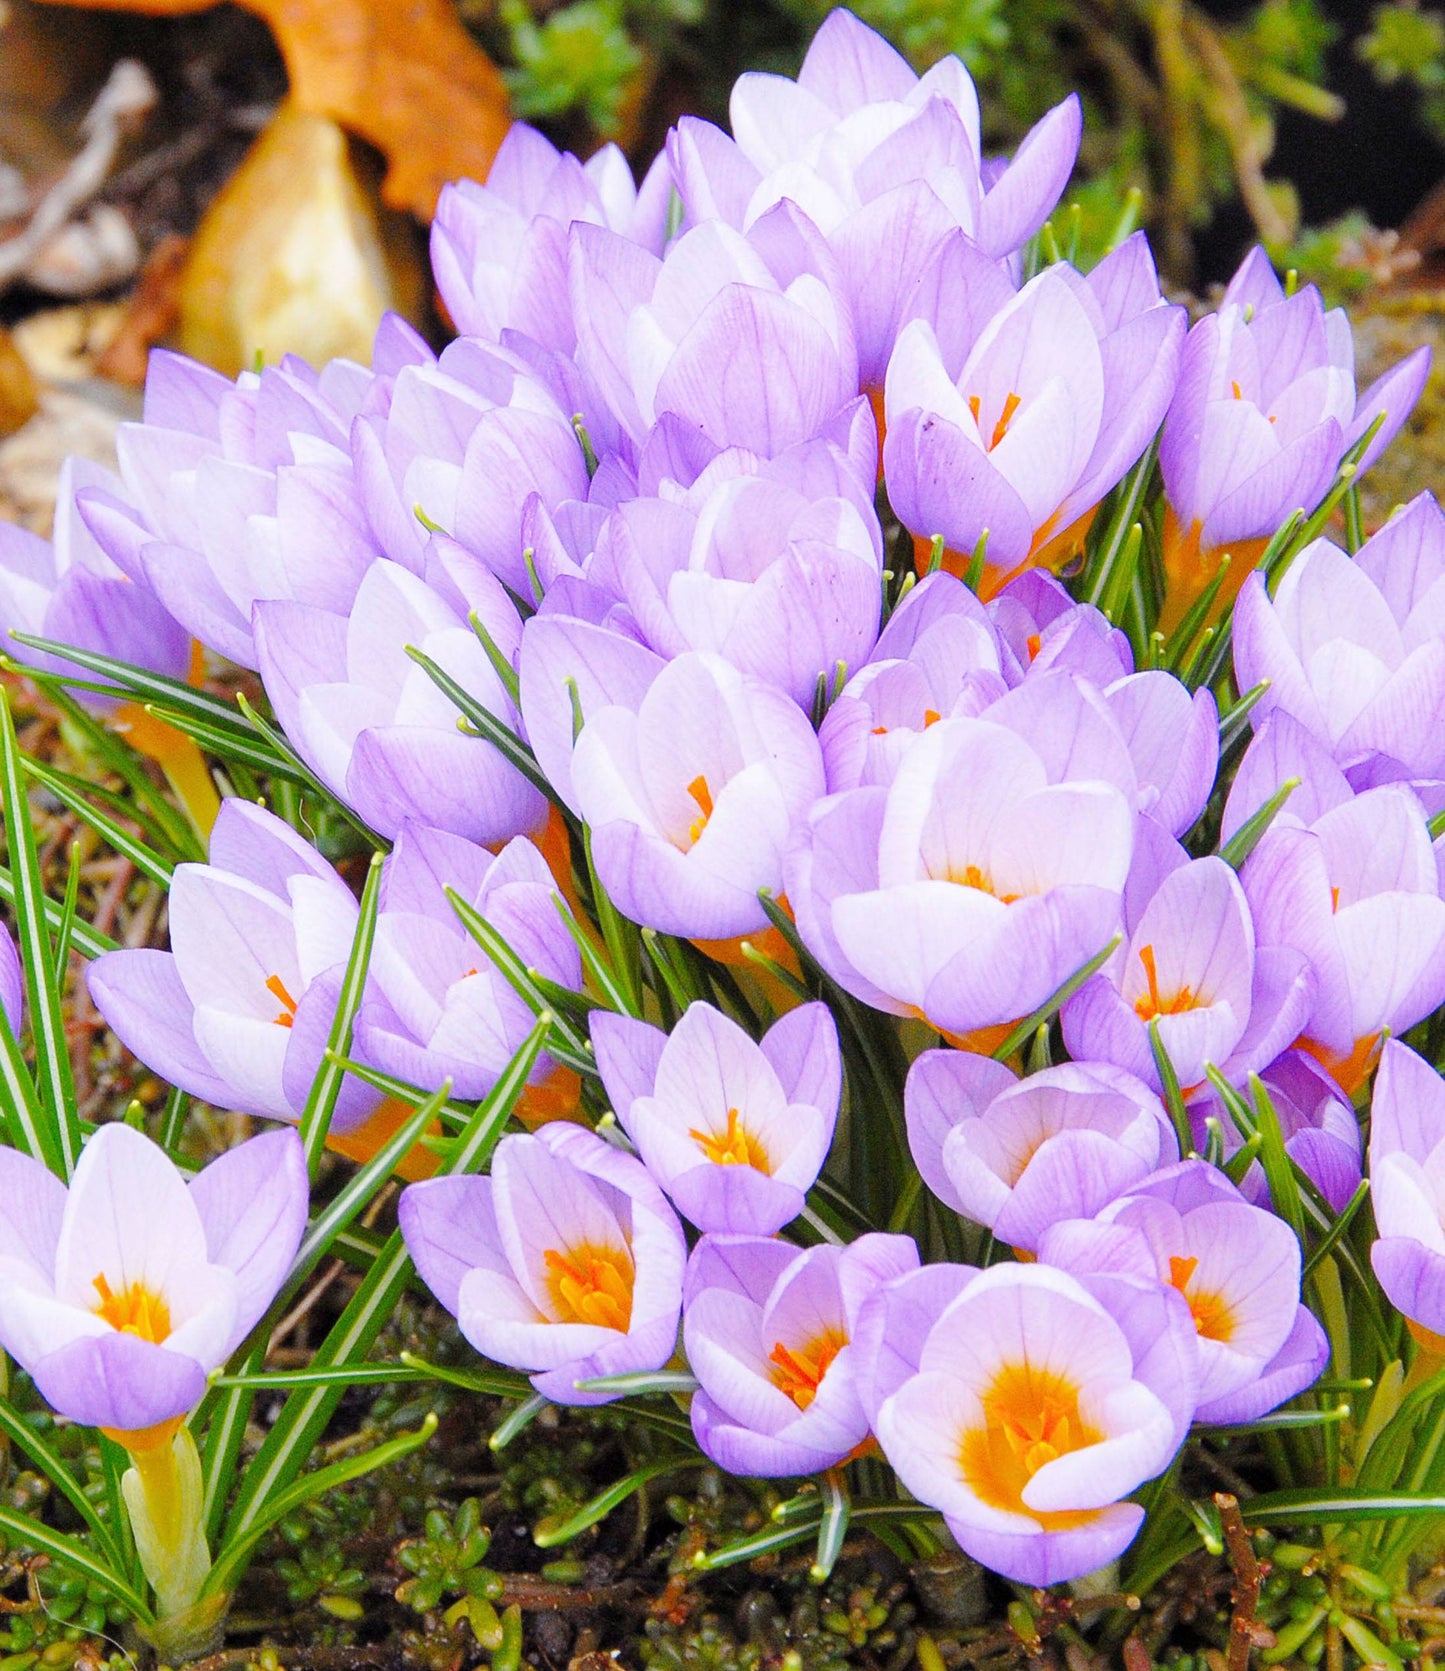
[1215,1494,1266,1671]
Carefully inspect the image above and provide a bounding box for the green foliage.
[501,0,645,133]
[1359,1,1445,139]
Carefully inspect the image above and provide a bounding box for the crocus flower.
[1158,247,1430,633]
[667,8,1081,383]
[79,322,433,668]
[1062,855,1314,1095]
[432,122,671,353]
[683,1231,918,1474]
[1039,1160,1328,1422]
[354,823,582,1120]
[399,1123,686,1404]
[1369,1038,1445,1339]
[872,1260,1195,1584]
[584,439,884,707]
[883,238,1185,596]
[1219,710,1355,850]
[1234,496,1445,787]
[570,209,859,461]
[568,650,827,940]
[254,547,546,846]
[787,673,1135,1044]
[1,921,21,1035]
[592,1001,841,1235]
[1189,1048,1361,1213]
[906,1054,1175,1250]
[0,1122,306,1436]
[0,457,192,702]
[87,800,389,1147]
[1243,783,1445,1094]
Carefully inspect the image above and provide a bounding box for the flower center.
[940,862,1020,903]
[871,708,940,738]
[968,390,1022,452]
[769,1327,848,1411]
[92,1274,172,1344]
[1132,944,1196,1020]
[959,1361,1103,1526]
[266,973,299,1029]
[1168,1254,1235,1341]
[689,1106,771,1172]
[542,1241,634,1331]
[686,775,714,847]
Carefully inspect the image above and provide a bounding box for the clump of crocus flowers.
[1,3,1442,1622]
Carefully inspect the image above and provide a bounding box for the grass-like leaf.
[992,937,1121,1063]
[23,754,175,886]
[0,1395,126,1566]
[0,862,116,958]
[0,1503,152,1623]
[533,1456,703,1549]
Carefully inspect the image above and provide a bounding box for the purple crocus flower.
[990,570,1129,684]
[1158,247,1430,633]
[0,457,191,703]
[683,1231,918,1474]
[0,1122,306,1436]
[883,238,1185,596]
[79,322,433,668]
[399,1123,686,1404]
[906,1054,1176,1250]
[570,209,860,462]
[1219,710,1355,849]
[1,921,22,1036]
[1188,1048,1362,1213]
[354,823,582,1120]
[432,123,671,353]
[1234,496,1445,787]
[1039,1160,1328,1422]
[870,1260,1196,1585]
[1369,1039,1445,1339]
[584,439,884,707]
[1062,855,1315,1095]
[1243,783,1445,1095]
[568,650,827,940]
[667,9,1081,383]
[592,1001,841,1235]
[787,673,1135,1044]
[87,800,388,1144]
[254,546,546,846]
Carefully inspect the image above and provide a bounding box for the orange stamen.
[770,1328,848,1411]
[686,775,714,846]
[689,1106,771,1171]
[1025,633,1042,661]
[266,972,299,1028]
[989,391,1022,450]
[1133,944,1195,1020]
[543,1242,634,1331]
[92,1273,172,1344]
[1167,1254,1234,1341]
[958,1361,1102,1529]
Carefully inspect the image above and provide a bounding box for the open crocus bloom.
[883,242,1184,596]
[593,1001,841,1235]
[684,1231,919,1475]
[87,799,384,1136]
[1369,1039,1445,1337]
[873,1261,1193,1585]
[906,1054,1175,1250]
[1041,1160,1328,1422]
[569,649,827,939]
[0,1123,306,1438]
[787,676,1135,1040]
[1243,784,1445,1094]
[399,1124,686,1404]
[1234,498,1445,786]
[1063,855,1314,1094]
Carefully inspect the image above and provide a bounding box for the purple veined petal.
[138,538,255,668]
[0,923,22,1037]
[851,1262,977,1424]
[1200,419,1343,553]
[882,407,1035,571]
[1350,345,1432,474]
[668,117,762,228]
[795,7,918,108]
[0,1145,65,1274]
[728,72,838,177]
[31,1331,209,1432]
[589,1011,668,1130]
[975,94,1082,258]
[905,1049,1019,1213]
[1193,1304,1329,1424]
[85,949,237,1109]
[399,1173,509,1319]
[1232,569,1333,747]
[946,1503,1147,1590]
[759,1002,842,1118]
[1220,711,1353,848]
[281,965,387,1134]
[210,796,346,896]
[988,1128,1162,1250]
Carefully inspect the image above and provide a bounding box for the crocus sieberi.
[399,1123,686,1404]
[1157,246,1430,633]
[870,1260,1196,1584]
[906,1053,1175,1250]
[883,237,1184,596]
[1368,1038,1445,1342]
[354,823,582,1121]
[683,1231,918,1474]
[1234,495,1445,790]
[1039,1159,1328,1423]
[593,1000,841,1235]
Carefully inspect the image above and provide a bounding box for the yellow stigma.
[543,1241,635,1331]
[688,1107,771,1172]
[1168,1254,1235,1342]
[769,1327,848,1411]
[958,1360,1103,1528]
[92,1273,172,1344]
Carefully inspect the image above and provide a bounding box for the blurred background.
[0,0,1441,529]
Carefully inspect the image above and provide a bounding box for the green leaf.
[574,1370,700,1397]
[22,754,175,886]
[447,887,588,1058]
[992,938,1122,1062]
[533,1456,701,1548]
[0,686,80,1175]
[1150,1021,1195,1160]
[692,1515,822,1571]
[1194,1404,1352,1437]
[1219,777,1298,870]
[405,643,557,803]
[0,1397,125,1565]
[0,1503,152,1623]
[1239,1489,1445,1527]
[0,862,117,958]
[206,1414,438,1599]
[811,1473,850,1584]
[300,851,384,1177]
[0,999,48,1163]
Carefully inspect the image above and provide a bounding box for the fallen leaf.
[31,0,512,219]
[0,325,39,437]
[95,232,188,386]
